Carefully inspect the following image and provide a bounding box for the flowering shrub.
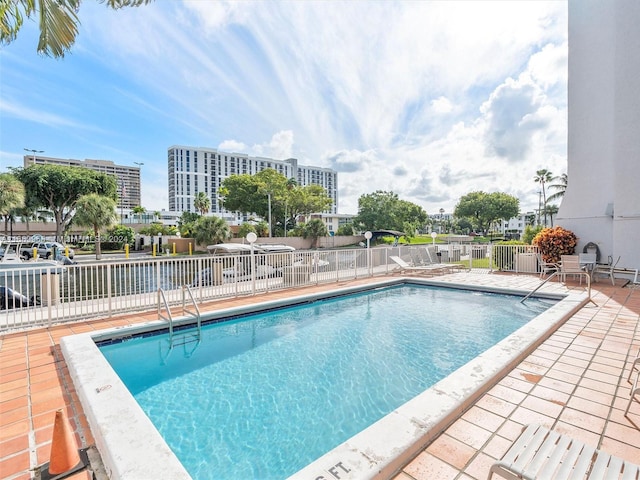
[532,226,577,263]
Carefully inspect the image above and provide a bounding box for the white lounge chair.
[593,255,621,285]
[488,424,640,480]
[536,253,558,279]
[626,348,640,417]
[389,256,449,275]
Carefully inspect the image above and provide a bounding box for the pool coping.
[60,278,588,480]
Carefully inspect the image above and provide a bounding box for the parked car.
[20,242,75,260]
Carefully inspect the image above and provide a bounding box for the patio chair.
[625,348,640,417]
[592,255,621,285]
[559,255,585,284]
[488,424,640,480]
[389,256,449,276]
[535,253,558,279]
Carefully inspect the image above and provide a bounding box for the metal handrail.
[157,288,174,346]
[181,284,201,340]
[521,270,596,306]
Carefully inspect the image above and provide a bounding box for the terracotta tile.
[0,449,30,478]
[600,436,640,462]
[461,405,505,433]
[445,418,492,450]
[402,451,459,480]
[475,394,517,418]
[558,407,607,434]
[603,421,640,449]
[520,395,564,418]
[508,405,554,429]
[566,395,612,419]
[426,433,477,469]
[461,451,496,480]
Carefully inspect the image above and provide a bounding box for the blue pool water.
[99,285,555,479]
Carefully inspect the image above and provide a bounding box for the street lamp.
[246,232,257,294]
[439,208,445,234]
[364,231,372,275]
[24,148,44,163]
[134,162,144,206]
[431,231,437,246]
[267,192,272,238]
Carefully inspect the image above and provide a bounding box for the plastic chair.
[593,255,620,285]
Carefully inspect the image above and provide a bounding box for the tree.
[0,0,153,58]
[302,218,328,248]
[193,216,229,246]
[534,169,553,225]
[177,211,200,237]
[73,193,117,260]
[0,173,25,236]
[132,205,146,223]
[353,190,428,233]
[547,173,567,204]
[193,191,211,216]
[13,164,117,241]
[220,169,332,235]
[454,191,520,236]
[336,223,354,236]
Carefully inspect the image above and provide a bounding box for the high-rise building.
[167,146,338,222]
[23,155,141,209]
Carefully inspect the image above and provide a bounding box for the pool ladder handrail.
[157,286,203,352]
[521,270,597,306]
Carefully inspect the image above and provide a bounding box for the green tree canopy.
[13,164,118,240]
[454,191,520,235]
[302,218,328,248]
[0,173,25,236]
[73,193,118,259]
[353,190,428,233]
[193,216,230,246]
[177,211,200,237]
[1,0,153,58]
[220,169,332,235]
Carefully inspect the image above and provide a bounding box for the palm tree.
[0,173,25,236]
[193,216,229,246]
[547,173,568,204]
[1,0,153,58]
[73,194,117,260]
[302,219,328,248]
[132,205,146,224]
[193,192,211,216]
[534,169,554,226]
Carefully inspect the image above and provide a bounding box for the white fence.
[0,244,543,332]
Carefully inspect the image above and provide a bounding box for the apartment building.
[23,155,141,209]
[167,146,338,223]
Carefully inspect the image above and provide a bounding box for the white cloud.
[0,1,568,216]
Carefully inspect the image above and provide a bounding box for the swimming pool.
[61,278,588,479]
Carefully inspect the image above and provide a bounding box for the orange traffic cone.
[48,409,82,475]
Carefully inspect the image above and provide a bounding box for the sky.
[0,0,568,216]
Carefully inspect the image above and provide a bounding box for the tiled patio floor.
[1,274,639,479]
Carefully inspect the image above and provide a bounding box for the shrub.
[522,225,544,245]
[532,226,577,263]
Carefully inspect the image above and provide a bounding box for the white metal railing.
[0,244,547,332]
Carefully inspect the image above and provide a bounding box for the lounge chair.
[389,256,449,276]
[488,424,640,480]
[626,348,640,417]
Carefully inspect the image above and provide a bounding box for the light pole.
[431,231,437,246]
[24,148,44,163]
[267,192,272,238]
[246,232,257,294]
[134,162,144,206]
[439,208,445,234]
[364,231,372,275]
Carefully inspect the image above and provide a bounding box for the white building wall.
[557,0,640,272]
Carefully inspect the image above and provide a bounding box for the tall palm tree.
[534,169,553,226]
[1,0,153,58]
[193,192,211,216]
[0,173,25,236]
[73,193,117,260]
[547,173,568,203]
